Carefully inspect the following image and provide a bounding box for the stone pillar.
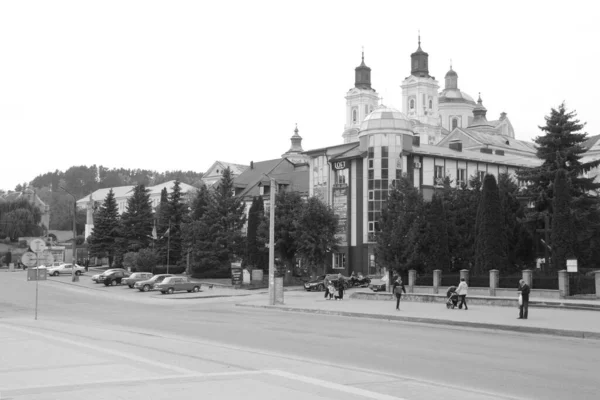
[558,270,569,299]
[595,271,600,299]
[460,269,469,285]
[522,269,532,289]
[489,269,499,296]
[433,269,442,294]
[408,269,416,293]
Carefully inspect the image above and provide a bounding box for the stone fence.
[404,269,600,299]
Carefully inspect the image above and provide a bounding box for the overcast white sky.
[1,0,599,191]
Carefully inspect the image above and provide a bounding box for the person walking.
[335,273,345,300]
[323,276,330,299]
[456,278,468,310]
[518,279,530,319]
[392,277,406,310]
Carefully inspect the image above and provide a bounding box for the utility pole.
[268,176,276,305]
[60,186,78,282]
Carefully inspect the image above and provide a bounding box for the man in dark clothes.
[392,277,406,310]
[518,279,530,319]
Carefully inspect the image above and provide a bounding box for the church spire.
[354,48,372,90]
[469,93,493,127]
[410,33,430,78]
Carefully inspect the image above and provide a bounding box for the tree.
[376,176,424,274]
[551,168,575,271]
[517,103,600,268]
[163,180,189,265]
[245,196,267,269]
[474,174,508,274]
[88,189,120,266]
[420,193,450,273]
[135,248,159,272]
[190,168,246,273]
[190,185,211,221]
[120,184,154,253]
[155,187,170,263]
[259,190,304,279]
[296,197,338,275]
[0,198,43,240]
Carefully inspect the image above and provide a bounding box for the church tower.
[400,35,441,144]
[342,51,380,143]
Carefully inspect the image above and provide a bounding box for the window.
[352,109,357,123]
[332,253,346,270]
[410,99,415,109]
[368,221,375,232]
[335,169,348,185]
[368,190,374,200]
[365,105,369,115]
[368,159,374,169]
[429,99,433,109]
[478,170,486,182]
[452,118,458,130]
[434,165,444,186]
[457,168,466,186]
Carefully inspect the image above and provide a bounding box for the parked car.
[122,272,154,288]
[134,274,173,292]
[369,281,387,292]
[47,263,86,277]
[304,274,349,291]
[155,276,200,294]
[92,269,121,283]
[102,269,132,286]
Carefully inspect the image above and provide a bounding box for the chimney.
[449,139,462,152]
[500,112,507,120]
[250,161,254,169]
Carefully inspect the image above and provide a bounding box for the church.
[303,39,541,276]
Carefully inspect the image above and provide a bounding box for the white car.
[47,263,85,277]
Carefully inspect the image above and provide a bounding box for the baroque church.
[302,39,540,276]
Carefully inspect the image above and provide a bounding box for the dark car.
[155,276,200,294]
[134,274,173,292]
[122,272,154,288]
[304,274,349,291]
[370,282,387,292]
[102,269,132,286]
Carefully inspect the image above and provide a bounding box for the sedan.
[122,272,154,288]
[47,263,85,277]
[93,268,126,283]
[155,276,200,294]
[134,274,173,292]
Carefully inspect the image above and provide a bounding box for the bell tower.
[342,50,380,143]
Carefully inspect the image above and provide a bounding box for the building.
[301,39,542,276]
[76,180,199,239]
[202,161,249,187]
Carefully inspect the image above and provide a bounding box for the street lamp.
[60,186,79,282]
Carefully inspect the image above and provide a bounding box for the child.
[328,283,336,300]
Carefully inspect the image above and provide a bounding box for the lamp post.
[60,186,78,282]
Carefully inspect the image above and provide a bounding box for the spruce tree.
[421,193,450,273]
[120,184,154,252]
[190,184,210,221]
[165,180,189,265]
[474,174,508,274]
[192,168,246,273]
[155,187,170,264]
[89,189,120,266]
[551,168,575,271]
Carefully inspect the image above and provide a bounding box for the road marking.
[0,322,197,375]
[266,370,407,400]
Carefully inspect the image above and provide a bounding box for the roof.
[147,180,198,196]
[233,158,309,198]
[412,143,541,168]
[438,89,476,104]
[329,144,363,162]
[76,186,135,204]
[204,161,249,177]
[360,106,411,132]
[460,128,536,154]
[233,158,287,188]
[583,134,600,151]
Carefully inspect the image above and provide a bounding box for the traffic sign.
[21,252,38,268]
[37,250,55,266]
[30,238,46,252]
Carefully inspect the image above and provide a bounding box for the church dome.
[360,105,411,131]
[439,88,476,104]
[445,69,458,78]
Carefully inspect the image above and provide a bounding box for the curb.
[350,292,600,312]
[235,303,600,341]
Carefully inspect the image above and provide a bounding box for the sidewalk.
[236,291,600,340]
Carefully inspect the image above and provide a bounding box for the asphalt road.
[1,271,599,400]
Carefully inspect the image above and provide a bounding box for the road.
[1,271,598,400]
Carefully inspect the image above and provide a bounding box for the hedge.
[191,268,231,279]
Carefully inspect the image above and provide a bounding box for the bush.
[152,265,186,274]
[135,248,158,272]
[75,235,85,245]
[191,268,231,279]
[122,252,138,271]
[18,239,28,248]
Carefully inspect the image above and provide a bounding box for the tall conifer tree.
[89,189,120,266]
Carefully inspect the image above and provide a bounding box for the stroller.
[446,286,458,309]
